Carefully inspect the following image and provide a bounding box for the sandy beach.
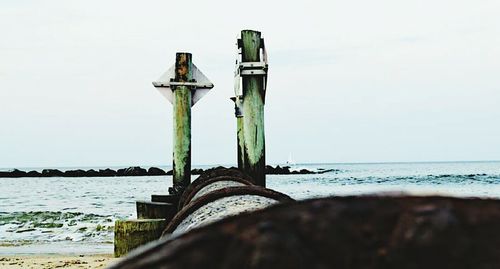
[0,254,117,269]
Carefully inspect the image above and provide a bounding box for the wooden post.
[240,30,266,187]
[231,96,245,170]
[172,53,192,194]
[114,219,167,257]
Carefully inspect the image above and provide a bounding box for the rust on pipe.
[164,185,293,235]
[166,168,292,236]
[108,196,500,269]
[180,176,254,207]
[177,167,253,208]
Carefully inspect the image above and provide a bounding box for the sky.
[0,0,499,168]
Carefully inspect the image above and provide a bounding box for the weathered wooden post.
[153,52,214,195]
[233,30,268,186]
[112,53,214,258]
[172,53,193,194]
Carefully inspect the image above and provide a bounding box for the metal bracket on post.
[239,62,268,76]
[153,80,213,89]
[153,64,214,106]
[230,96,244,118]
[234,38,268,100]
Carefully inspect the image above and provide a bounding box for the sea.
[1,161,499,255]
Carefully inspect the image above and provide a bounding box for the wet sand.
[0,254,117,269]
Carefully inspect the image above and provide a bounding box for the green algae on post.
[240,30,266,187]
[114,219,167,258]
[172,52,193,195]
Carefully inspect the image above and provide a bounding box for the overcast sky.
[0,0,499,168]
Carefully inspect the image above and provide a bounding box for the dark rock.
[123,166,148,176]
[1,166,337,178]
[26,170,41,177]
[13,169,28,177]
[265,165,319,175]
[0,169,27,178]
[166,170,173,175]
[277,165,290,174]
[148,167,166,176]
[266,165,292,174]
[317,169,335,174]
[64,169,87,177]
[85,169,99,177]
[99,168,117,177]
[265,165,275,174]
[299,169,312,174]
[116,168,127,176]
[41,169,64,177]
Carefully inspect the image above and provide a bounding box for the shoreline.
[0,254,117,269]
[0,242,113,256]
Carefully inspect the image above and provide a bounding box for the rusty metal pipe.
[177,167,254,208]
[109,196,500,269]
[164,168,293,236]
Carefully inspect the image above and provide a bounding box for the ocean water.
[0,161,499,255]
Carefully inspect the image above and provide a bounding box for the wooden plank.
[151,194,179,205]
[136,201,176,220]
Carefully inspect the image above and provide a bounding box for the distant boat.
[286,152,296,166]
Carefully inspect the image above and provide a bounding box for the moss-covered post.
[172,53,192,194]
[153,53,213,194]
[240,30,266,187]
[114,219,167,257]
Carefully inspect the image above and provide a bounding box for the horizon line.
[1,159,499,171]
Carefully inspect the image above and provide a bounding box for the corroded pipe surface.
[164,168,293,237]
[108,196,500,269]
[177,167,253,208]
[165,186,293,235]
[183,176,254,205]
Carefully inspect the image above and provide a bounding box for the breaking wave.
[0,211,121,246]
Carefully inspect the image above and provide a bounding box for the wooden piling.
[114,219,167,258]
[172,52,192,194]
[240,30,266,187]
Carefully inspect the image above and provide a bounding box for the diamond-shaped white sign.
[152,63,214,106]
